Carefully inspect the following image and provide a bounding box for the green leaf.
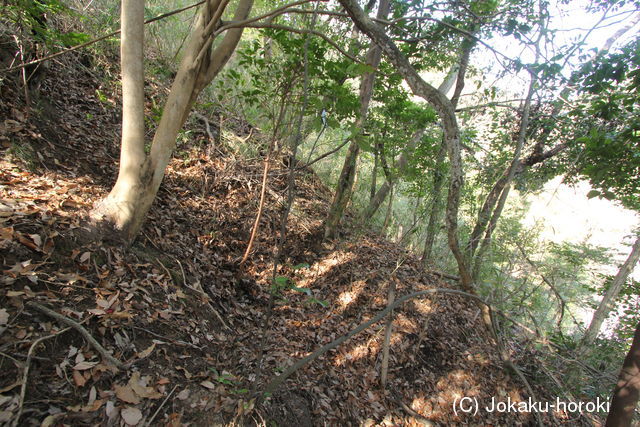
[586,190,601,199]
[292,263,310,270]
[274,276,289,286]
[307,297,329,308]
[291,286,311,296]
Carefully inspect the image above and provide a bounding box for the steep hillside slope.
[1,52,583,426]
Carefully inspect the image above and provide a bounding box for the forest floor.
[0,51,596,426]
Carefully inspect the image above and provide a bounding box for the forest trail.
[1,50,576,426]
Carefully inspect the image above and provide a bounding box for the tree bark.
[324,0,391,239]
[91,0,146,238]
[338,0,473,290]
[421,40,472,262]
[605,320,640,427]
[582,234,640,347]
[92,0,253,241]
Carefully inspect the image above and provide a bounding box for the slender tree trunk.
[370,145,378,202]
[422,141,446,262]
[338,0,473,291]
[92,0,253,241]
[605,320,640,427]
[466,16,639,262]
[362,129,424,220]
[324,0,391,239]
[468,30,540,278]
[382,183,393,232]
[582,234,640,347]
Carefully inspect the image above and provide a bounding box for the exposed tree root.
[26,301,125,369]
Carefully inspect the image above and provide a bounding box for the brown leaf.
[73,361,97,371]
[200,380,216,390]
[121,407,142,426]
[79,251,91,263]
[136,343,155,360]
[115,384,140,404]
[129,372,162,399]
[72,370,86,387]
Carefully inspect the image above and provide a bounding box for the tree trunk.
[339,0,473,290]
[422,140,446,262]
[92,0,253,241]
[382,183,394,233]
[362,129,424,220]
[605,320,640,427]
[582,234,640,347]
[419,43,471,263]
[324,0,391,239]
[370,145,378,202]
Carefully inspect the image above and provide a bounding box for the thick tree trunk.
[91,0,146,240]
[606,320,640,427]
[362,129,424,220]
[92,0,253,241]
[324,0,390,239]
[582,234,640,347]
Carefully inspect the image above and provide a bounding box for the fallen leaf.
[115,384,140,404]
[0,227,12,240]
[73,361,98,371]
[79,252,91,263]
[121,407,142,426]
[136,342,155,360]
[200,380,216,390]
[72,370,86,387]
[6,291,25,297]
[105,400,119,421]
[0,309,8,326]
[176,389,190,400]
[129,372,162,399]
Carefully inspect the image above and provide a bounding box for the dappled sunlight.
[296,249,356,288]
[411,297,435,315]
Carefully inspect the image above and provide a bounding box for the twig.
[240,139,274,264]
[131,326,202,350]
[232,23,361,64]
[262,288,492,397]
[296,137,350,170]
[145,384,178,427]
[13,327,72,427]
[26,302,125,369]
[380,277,396,388]
[193,112,216,141]
[393,393,435,426]
[172,258,232,331]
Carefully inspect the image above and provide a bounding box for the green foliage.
[570,39,640,210]
[270,264,328,309]
[3,0,89,49]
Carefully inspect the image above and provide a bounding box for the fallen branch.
[262,288,487,396]
[261,287,544,426]
[393,392,435,426]
[26,301,125,369]
[13,326,72,427]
